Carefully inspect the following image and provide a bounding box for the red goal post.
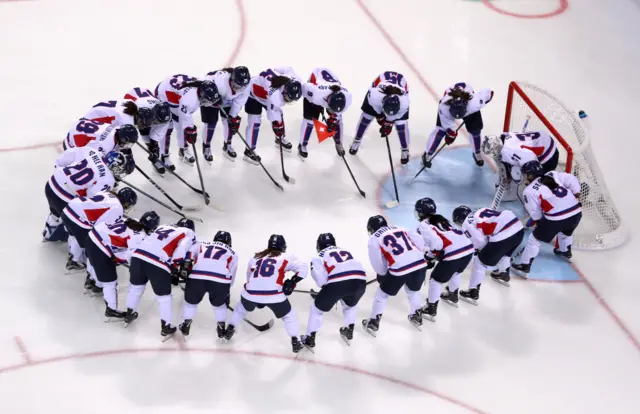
[503,81,626,250]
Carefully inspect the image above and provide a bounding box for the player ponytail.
[177,80,204,90]
[382,85,403,96]
[540,175,559,190]
[427,214,454,232]
[254,248,283,259]
[447,88,472,103]
[270,75,292,89]
[122,101,139,117]
[124,218,145,232]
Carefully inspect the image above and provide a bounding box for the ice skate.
[104,304,126,322]
[202,145,213,162]
[90,284,103,297]
[124,308,138,327]
[148,142,165,174]
[302,332,316,353]
[440,287,459,307]
[362,314,381,337]
[460,284,481,306]
[511,261,531,278]
[553,246,572,262]
[419,301,438,322]
[65,254,86,273]
[179,319,192,338]
[152,158,166,174]
[161,155,175,172]
[400,149,410,165]
[421,152,432,169]
[243,148,261,165]
[224,324,236,341]
[472,152,484,167]
[349,139,361,155]
[490,269,511,287]
[83,273,95,294]
[216,322,226,341]
[339,324,354,345]
[179,146,195,166]
[297,144,308,160]
[275,137,292,152]
[291,336,303,354]
[161,320,177,342]
[408,311,423,330]
[223,142,237,161]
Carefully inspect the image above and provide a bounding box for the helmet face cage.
[153,103,171,125]
[449,98,467,119]
[382,95,400,117]
[327,92,346,113]
[135,108,154,129]
[105,151,127,178]
[230,66,250,92]
[481,136,503,158]
[198,81,221,107]
[283,80,302,104]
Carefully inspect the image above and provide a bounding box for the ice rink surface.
[1,0,639,413]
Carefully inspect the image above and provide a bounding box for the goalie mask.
[481,135,503,158]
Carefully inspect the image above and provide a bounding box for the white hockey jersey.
[437,82,493,131]
[49,146,115,201]
[311,246,367,287]
[368,226,426,276]
[249,67,302,122]
[155,74,201,129]
[88,220,147,264]
[241,252,308,304]
[189,241,239,284]
[63,191,123,230]
[366,71,410,122]
[204,70,250,117]
[122,87,171,142]
[523,171,582,221]
[82,100,135,126]
[131,224,198,273]
[418,221,474,261]
[64,119,118,153]
[503,131,557,165]
[303,67,353,116]
[123,87,156,102]
[462,208,523,250]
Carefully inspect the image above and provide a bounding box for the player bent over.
[452,206,524,303]
[85,212,159,320]
[225,235,308,353]
[349,71,411,164]
[422,82,493,169]
[126,218,198,340]
[303,233,367,349]
[298,67,352,159]
[414,200,474,320]
[178,231,238,340]
[363,215,428,334]
[511,162,582,276]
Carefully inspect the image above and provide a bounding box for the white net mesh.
[504,81,626,250]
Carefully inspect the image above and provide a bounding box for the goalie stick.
[134,165,202,212]
[227,305,274,332]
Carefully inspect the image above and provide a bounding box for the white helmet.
[481,135,503,158]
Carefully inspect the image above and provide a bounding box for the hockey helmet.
[316,233,336,252]
[153,102,171,125]
[283,79,302,103]
[176,218,195,231]
[481,135,503,158]
[116,187,138,212]
[104,151,128,177]
[522,160,544,178]
[139,211,160,233]
[381,95,400,117]
[198,80,221,107]
[116,124,139,149]
[327,91,346,114]
[414,197,437,222]
[367,215,388,235]
[231,66,251,92]
[214,230,232,247]
[268,234,287,252]
[135,107,154,129]
[452,205,472,227]
[448,97,467,119]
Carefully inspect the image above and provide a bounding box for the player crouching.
[511,162,583,276]
[302,233,367,350]
[225,235,308,353]
[178,231,238,341]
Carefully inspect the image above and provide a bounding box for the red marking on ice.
[14,336,31,365]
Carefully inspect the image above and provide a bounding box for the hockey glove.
[229,116,241,135]
[184,126,197,144]
[282,275,303,296]
[424,253,436,269]
[170,266,180,286]
[380,120,393,137]
[272,120,285,139]
[327,114,339,133]
[376,115,387,126]
[179,260,193,281]
[444,128,458,145]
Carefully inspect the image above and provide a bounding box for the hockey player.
[303,233,367,349]
[225,234,308,353]
[511,162,582,276]
[298,67,352,159]
[482,131,559,176]
[85,211,159,319]
[452,205,524,304]
[42,148,130,243]
[63,119,138,154]
[422,82,494,169]
[243,67,303,164]
[154,75,222,167]
[201,66,251,162]
[178,231,239,340]
[126,218,198,339]
[61,187,137,271]
[349,71,410,164]
[363,215,428,333]
[413,200,474,320]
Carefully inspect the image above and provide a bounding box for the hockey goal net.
[504,81,626,250]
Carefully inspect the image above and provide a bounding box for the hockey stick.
[278,132,295,184]
[226,305,274,332]
[218,108,284,191]
[190,142,210,205]
[412,121,466,181]
[134,165,201,212]
[118,178,203,223]
[383,135,400,208]
[135,142,210,199]
[296,278,378,298]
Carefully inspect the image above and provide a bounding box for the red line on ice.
[482,0,569,19]
[14,336,32,365]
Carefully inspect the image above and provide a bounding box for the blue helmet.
[268,234,287,251]
[522,160,544,178]
[153,102,171,125]
[139,210,160,233]
[382,95,400,116]
[116,187,137,211]
[414,197,437,221]
[231,66,251,92]
[214,230,232,247]
[367,215,388,235]
[104,151,128,176]
[316,233,336,252]
[327,91,346,114]
[449,97,467,119]
[283,79,302,103]
[198,80,221,107]
[176,218,195,231]
[135,108,154,129]
[452,205,472,226]
[116,124,139,149]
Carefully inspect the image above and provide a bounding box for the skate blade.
[303,344,315,354]
[340,334,352,346]
[362,321,377,337]
[491,278,511,287]
[223,152,237,162]
[510,267,529,279]
[104,316,125,323]
[460,297,478,306]
[297,154,307,162]
[217,337,229,344]
[161,332,176,342]
[385,200,399,209]
[409,320,423,330]
[65,269,86,275]
[180,156,195,166]
[243,156,259,165]
[421,314,436,323]
[442,299,459,308]
[275,143,292,153]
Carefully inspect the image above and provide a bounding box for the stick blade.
[284,175,296,184]
[358,190,366,198]
[385,200,399,209]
